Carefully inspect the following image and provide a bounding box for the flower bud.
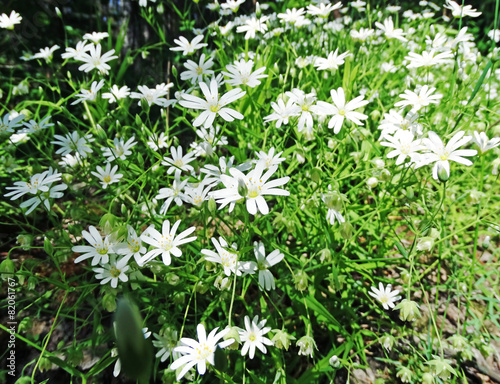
[166,273,180,285]
[223,326,241,350]
[296,335,317,357]
[294,270,309,291]
[171,65,178,78]
[103,293,117,312]
[448,334,468,353]
[311,167,321,183]
[366,177,378,189]
[329,355,341,368]
[340,222,353,240]
[173,292,185,305]
[0,258,15,280]
[237,178,248,198]
[482,235,490,248]
[437,164,449,182]
[370,110,381,121]
[208,196,217,214]
[394,299,420,321]
[195,281,209,294]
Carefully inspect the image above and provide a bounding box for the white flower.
[51,131,94,158]
[82,31,109,44]
[306,2,342,17]
[221,0,245,12]
[130,83,173,107]
[181,53,214,85]
[202,237,241,276]
[162,145,196,175]
[200,156,252,186]
[179,78,246,128]
[368,283,402,310]
[71,80,105,105]
[378,110,422,140]
[170,35,207,55]
[170,324,233,381]
[380,130,424,165]
[32,45,60,62]
[91,162,123,189]
[394,85,442,112]
[350,27,374,42]
[61,40,92,60]
[0,113,24,134]
[296,335,317,357]
[375,17,407,42]
[487,29,500,43]
[312,87,369,134]
[146,131,168,151]
[236,16,269,40]
[314,48,351,71]
[93,257,129,288]
[72,226,114,265]
[405,49,454,68]
[212,162,290,215]
[239,315,273,359]
[156,174,188,214]
[102,136,137,161]
[285,88,317,133]
[139,219,196,266]
[5,168,66,215]
[419,131,477,180]
[184,183,211,207]
[250,242,284,291]
[221,59,267,88]
[21,116,54,133]
[77,43,118,74]
[263,98,299,128]
[278,8,310,27]
[444,0,481,18]
[191,125,228,157]
[102,85,130,103]
[0,10,22,29]
[116,225,147,263]
[153,327,179,363]
[472,131,500,154]
[255,147,286,169]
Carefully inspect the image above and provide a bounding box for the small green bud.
[27,276,37,291]
[340,222,353,240]
[437,164,449,182]
[223,326,241,350]
[157,2,164,13]
[38,356,53,372]
[271,329,295,351]
[171,65,178,78]
[310,167,321,183]
[293,270,309,291]
[466,190,484,205]
[0,258,15,280]
[103,293,117,312]
[370,109,381,121]
[366,176,378,189]
[208,196,217,214]
[166,273,180,285]
[237,178,248,197]
[173,292,185,305]
[196,281,209,294]
[43,237,54,256]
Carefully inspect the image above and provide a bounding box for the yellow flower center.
[110,266,121,278]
